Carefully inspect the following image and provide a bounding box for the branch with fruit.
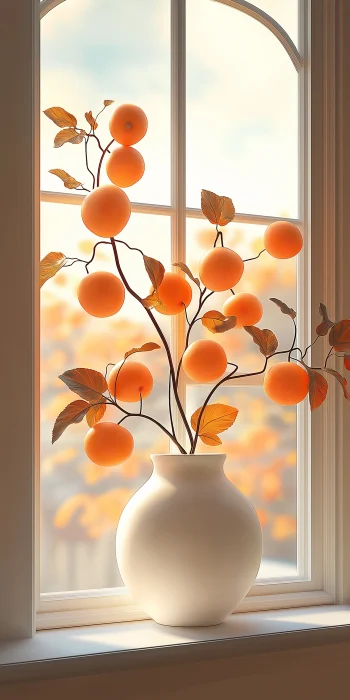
[40,101,350,465]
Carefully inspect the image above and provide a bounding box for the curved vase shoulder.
[116,453,262,627]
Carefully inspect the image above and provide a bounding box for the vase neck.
[150,453,226,484]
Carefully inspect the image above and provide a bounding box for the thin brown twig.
[96,138,114,186]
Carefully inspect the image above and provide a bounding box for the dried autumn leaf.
[59,368,108,403]
[324,368,350,400]
[202,310,236,334]
[316,303,335,336]
[329,320,350,351]
[307,368,328,411]
[244,326,278,356]
[104,99,114,106]
[49,168,82,190]
[125,342,161,359]
[173,262,200,288]
[86,401,106,428]
[143,255,165,289]
[344,355,350,371]
[43,106,77,128]
[191,403,238,443]
[52,399,89,443]
[85,111,98,130]
[200,433,222,446]
[201,189,235,227]
[40,251,66,288]
[54,128,85,148]
[141,291,167,312]
[270,297,296,319]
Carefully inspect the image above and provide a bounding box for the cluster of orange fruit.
[56,103,308,467]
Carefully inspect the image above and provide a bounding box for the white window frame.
[1,0,349,640]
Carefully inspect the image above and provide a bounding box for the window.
[1,0,348,639]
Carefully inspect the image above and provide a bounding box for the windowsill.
[1,605,350,684]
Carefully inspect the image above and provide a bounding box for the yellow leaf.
[86,401,106,428]
[49,168,82,190]
[201,189,235,226]
[200,433,222,446]
[191,403,238,440]
[244,326,278,356]
[125,342,161,359]
[104,99,114,106]
[202,310,236,334]
[54,128,85,148]
[59,368,108,403]
[43,106,77,128]
[52,399,90,443]
[85,111,98,130]
[173,262,200,288]
[141,291,167,312]
[143,255,165,289]
[40,251,66,288]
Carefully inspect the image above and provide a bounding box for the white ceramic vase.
[116,453,262,627]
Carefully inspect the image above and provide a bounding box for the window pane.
[252,0,299,48]
[186,218,297,372]
[41,204,171,593]
[186,0,299,217]
[187,385,297,578]
[41,0,171,204]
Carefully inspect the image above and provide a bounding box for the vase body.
[116,453,262,626]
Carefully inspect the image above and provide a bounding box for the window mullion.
[170,0,187,450]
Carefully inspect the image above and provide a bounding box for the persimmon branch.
[110,237,193,451]
[65,240,112,274]
[117,411,186,454]
[324,347,333,367]
[243,249,266,263]
[96,138,114,187]
[84,136,96,189]
[175,288,214,388]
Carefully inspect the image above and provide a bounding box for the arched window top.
[40,0,302,70]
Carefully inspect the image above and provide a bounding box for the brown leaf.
[141,291,167,312]
[40,251,66,288]
[54,128,85,148]
[52,400,89,443]
[200,433,223,446]
[125,342,161,360]
[86,401,106,428]
[244,326,278,356]
[104,100,114,106]
[324,368,350,399]
[85,111,98,130]
[143,255,165,289]
[344,355,350,371]
[43,106,77,128]
[201,190,235,226]
[49,168,82,190]
[202,310,236,334]
[59,368,108,403]
[191,403,238,442]
[316,303,335,336]
[270,297,296,319]
[307,369,328,411]
[329,320,350,351]
[173,262,200,288]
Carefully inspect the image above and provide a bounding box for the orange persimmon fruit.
[263,362,309,406]
[199,247,244,292]
[154,272,192,315]
[106,146,145,188]
[109,104,148,146]
[84,422,134,467]
[81,184,131,238]
[263,221,303,259]
[77,271,125,318]
[108,361,153,403]
[182,339,227,383]
[223,292,263,328]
